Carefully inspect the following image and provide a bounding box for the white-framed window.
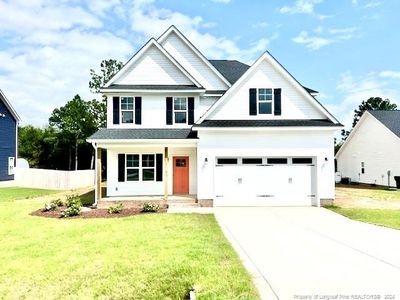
[258,88,273,114]
[8,157,15,175]
[126,154,155,181]
[142,154,155,181]
[121,97,134,124]
[361,162,365,174]
[126,154,139,181]
[173,97,187,124]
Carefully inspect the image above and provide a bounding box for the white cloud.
[379,70,400,80]
[292,31,333,50]
[329,71,400,129]
[352,0,358,5]
[293,26,359,50]
[329,27,358,34]
[279,0,323,15]
[128,0,273,62]
[0,0,279,126]
[364,1,381,8]
[0,1,133,126]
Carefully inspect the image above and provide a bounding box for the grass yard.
[336,184,400,202]
[0,187,59,201]
[327,206,400,230]
[0,195,258,299]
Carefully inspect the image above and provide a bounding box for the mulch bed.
[30,207,167,219]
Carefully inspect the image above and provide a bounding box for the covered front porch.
[90,133,198,207]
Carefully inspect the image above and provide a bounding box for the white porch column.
[164,147,169,200]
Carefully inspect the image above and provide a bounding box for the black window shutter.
[135,97,142,124]
[274,88,282,116]
[156,154,163,182]
[118,154,125,182]
[188,97,195,125]
[249,88,257,115]
[113,97,120,124]
[166,97,173,125]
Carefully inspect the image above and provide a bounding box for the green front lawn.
[0,187,59,201]
[0,195,258,299]
[336,185,400,202]
[327,206,400,230]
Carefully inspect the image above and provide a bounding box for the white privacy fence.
[15,168,95,190]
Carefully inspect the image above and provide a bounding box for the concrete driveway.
[215,207,400,299]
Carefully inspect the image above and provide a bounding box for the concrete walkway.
[215,207,400,299]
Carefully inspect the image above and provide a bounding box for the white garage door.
[214,157,315,206]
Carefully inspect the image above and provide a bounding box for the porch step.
[168,202,199,208]
[167,199,197,204]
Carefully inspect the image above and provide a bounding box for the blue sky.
[0,0,399,129]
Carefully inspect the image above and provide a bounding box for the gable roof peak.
[157,25,232,88]
[0,89,21,122]
[104,37,202,88]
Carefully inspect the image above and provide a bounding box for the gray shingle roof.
[209,59,318,95]
[88,128,197,140]
[209,60,250,85]
[193,119,342,128]
[105,84,204,90]
[369,110,400,138]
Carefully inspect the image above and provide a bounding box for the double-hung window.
[126,154,155,181]
[174,97,187,124]
[258,88,273,114]
[121,97,134,123]
[142,154,155,181]
[126,154,139,181]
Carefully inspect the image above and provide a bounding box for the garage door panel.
[214,161,314,207]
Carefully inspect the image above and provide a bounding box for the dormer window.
[121,97,134,124]
[174,97,187,124]
[258,88,273,114]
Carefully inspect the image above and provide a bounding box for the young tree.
[88,59,124,127]
[89,59,124,95]
[49,95,98,170]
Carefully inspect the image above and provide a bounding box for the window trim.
[361,161,365,174]
[173,96,188,124]
[120,96,135,124]
[257,88,273,115]
[125,154,156,182]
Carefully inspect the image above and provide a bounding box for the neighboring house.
[0,90,20,181]
[336,110,400,187]
[88,26,342,207]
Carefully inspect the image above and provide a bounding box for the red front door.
[173,156,189,194]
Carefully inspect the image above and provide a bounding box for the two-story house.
[0,90,20,182]
[88,26,342,207]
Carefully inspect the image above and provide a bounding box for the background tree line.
[18,59,123,170]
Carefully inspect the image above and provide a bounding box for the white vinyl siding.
[115,44,194,86]
[337,113,400,187]
[208,59,325,120]
[160,31,229,90]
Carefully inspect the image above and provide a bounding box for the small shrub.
[142,202,159,213]
[43,202,57,212]
[51,198,64,207]
[108,203,124,214]
[61,194,82,217]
